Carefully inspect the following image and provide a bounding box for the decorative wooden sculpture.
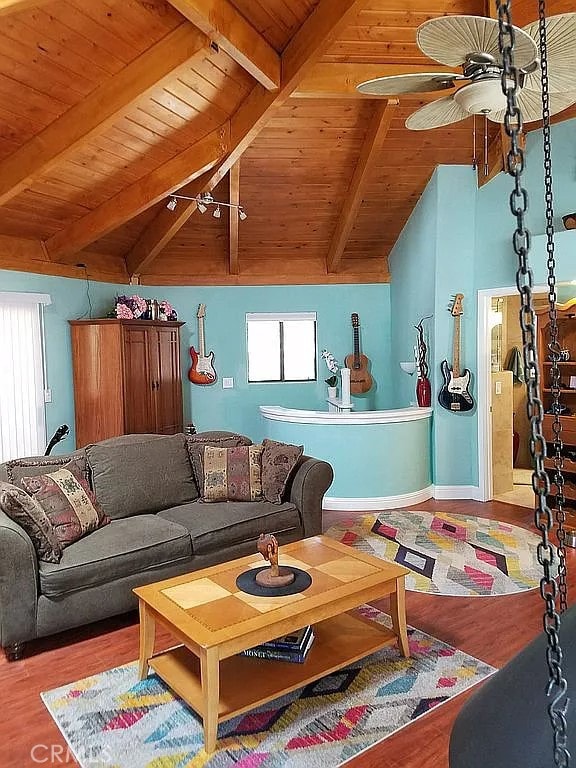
[255,533,295,587]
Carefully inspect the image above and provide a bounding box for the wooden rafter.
[0,0,52,15]
[125,0,371,276]
[327,100,398,274]
[166,0,280,90]
[229,160,240,275]
[45,125,230,262]
[0,24,208,207]
[296,62,457,99]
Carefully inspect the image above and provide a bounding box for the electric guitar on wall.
[438,293,474,412]
[188,304,217,385]
[345,313,373,394]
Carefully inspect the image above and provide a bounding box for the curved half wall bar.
[260,406,433,512]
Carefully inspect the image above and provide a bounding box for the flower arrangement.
[321,349,340,387]
[114,295,147,319]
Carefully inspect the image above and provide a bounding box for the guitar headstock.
[197,303,206,319]
[450,294,464,317]
[351,313,359,328]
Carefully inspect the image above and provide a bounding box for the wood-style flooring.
[3,498,574,767]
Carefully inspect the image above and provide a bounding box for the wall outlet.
[222,377,234,389]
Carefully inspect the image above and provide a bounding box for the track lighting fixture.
[164,192,247,220]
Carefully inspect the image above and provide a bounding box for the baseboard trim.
[433,485,482,501]
[323,486,434,511]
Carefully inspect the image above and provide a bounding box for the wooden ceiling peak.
[0,0,53,15]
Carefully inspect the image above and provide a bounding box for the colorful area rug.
[325,510,547,597]
[41,606,494,768]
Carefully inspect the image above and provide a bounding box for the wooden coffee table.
[133,535,410,753]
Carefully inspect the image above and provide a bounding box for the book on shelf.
[261,624,313,652]
[242,628,315,663]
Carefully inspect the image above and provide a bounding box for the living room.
[2,1,576,766]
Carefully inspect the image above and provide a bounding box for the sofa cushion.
[261,439,304,503]
[86,433,198,519]
[0,480,62,563]
[4,451,89,489]
[38,515,192,598]
[186,432,252,497]
[20,459,110,551]
[157,500,302,555]
[203,444,264,502]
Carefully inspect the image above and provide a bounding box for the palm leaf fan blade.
[405,95,470,130]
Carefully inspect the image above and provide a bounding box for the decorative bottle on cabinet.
[69,319,185,448]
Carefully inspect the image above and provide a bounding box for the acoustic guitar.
[188,304,217,385]
[438,293,474,412]
[345,313,373,394]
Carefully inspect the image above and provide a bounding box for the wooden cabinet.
[69,319,185,448]
[537,299,576,510]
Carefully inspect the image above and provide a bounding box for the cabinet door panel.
[123,326,155,433]
[154,326,183,434]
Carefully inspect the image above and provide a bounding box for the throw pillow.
[261,439,304,503]
[186,433,252,497]
[0,480,62,563]
[202,444,264,502]
[20,459,109,550]
[5,451,90,489]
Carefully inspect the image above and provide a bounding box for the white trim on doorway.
[476,286,546,502]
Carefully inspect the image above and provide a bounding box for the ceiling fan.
[357,14,576,130]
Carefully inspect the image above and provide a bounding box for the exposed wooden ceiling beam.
[125,0,371,275]
[45,124,230,262]
[327,99,398,274]
[166,0,280,90]
[229,160,240,275]
[0,0,53,15]
[296,62,456,98]
[0,23,208,207]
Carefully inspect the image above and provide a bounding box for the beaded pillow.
[20,459,109,550]
[0,480,62,563]
[202,444,264,503]
[260,439,304,503]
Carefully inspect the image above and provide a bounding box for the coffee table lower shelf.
[148,610,399,726]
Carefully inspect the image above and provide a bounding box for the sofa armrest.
[0,509,38,647]
[287,456,333,537]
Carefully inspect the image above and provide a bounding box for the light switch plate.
[222,377,234,389]
[495,380,502,395]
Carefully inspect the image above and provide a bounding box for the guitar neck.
[198,316,206,358]
[353,326,360,368]
[452,314,461,378]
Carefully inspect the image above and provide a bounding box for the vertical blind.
[0,292,51,462]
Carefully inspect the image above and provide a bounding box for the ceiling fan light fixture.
[453,79,508,115]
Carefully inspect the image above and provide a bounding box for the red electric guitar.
[188,304,217,385]
[345,313,373,394]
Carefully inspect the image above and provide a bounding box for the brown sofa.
[0,431,333,660]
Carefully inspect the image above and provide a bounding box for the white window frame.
[0,292,51,461]
[246,312,317,383]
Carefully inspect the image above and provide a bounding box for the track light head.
[197,201,207,214]
[166,197,177,211]
[238,207,247,221]
[213,205,221,219]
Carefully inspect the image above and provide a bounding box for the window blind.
[0,294,50,461]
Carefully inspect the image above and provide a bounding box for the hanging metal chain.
[496,2,570,765]
[539,0,569,616]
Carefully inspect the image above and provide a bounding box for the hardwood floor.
[3,498,574,767]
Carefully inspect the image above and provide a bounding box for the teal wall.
[0,271,391,450]
[389,116,576,489]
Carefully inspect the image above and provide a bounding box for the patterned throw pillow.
[202,444,264,503]
[20,459,109,550]
[0,480,62,563]
[186,433,252,497]
[261,439,304,503]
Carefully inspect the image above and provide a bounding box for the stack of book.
[241,625,315,663]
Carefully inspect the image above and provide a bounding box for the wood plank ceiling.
[0,0,572,285]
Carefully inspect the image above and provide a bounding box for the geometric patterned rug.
[41,605,495,768]
[324,510,550,596]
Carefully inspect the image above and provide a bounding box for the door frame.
[476,286,546,501]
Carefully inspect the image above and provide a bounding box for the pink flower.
[115,303,133,319]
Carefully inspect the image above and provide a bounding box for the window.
[246,312,317,382]
[0,292,50,461]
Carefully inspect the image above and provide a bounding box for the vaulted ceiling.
[0,0,573,285]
